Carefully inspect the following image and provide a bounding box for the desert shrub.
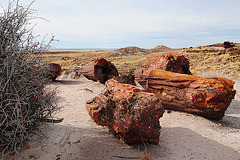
[0,1,58,156]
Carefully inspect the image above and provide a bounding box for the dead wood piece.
[144,70,236,121]
[135,52,192,88]
[86,79,164,144]
[41,118,64,123]
[81,57,119,84]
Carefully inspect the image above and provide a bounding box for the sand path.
[15,76,240,160]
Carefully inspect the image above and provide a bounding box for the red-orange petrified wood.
[81,57,119,84]
[144,70,236,121]
[47,63,62,81]
[135,52,192,88]
[86,79,164,144]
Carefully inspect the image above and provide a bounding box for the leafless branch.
[0,0,58,157]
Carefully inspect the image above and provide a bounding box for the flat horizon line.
[49,48,118,51]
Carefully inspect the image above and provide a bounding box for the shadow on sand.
[147,127,240,160]
[218,99,240,129]
[53,80,84,85]
[15,124,240,160]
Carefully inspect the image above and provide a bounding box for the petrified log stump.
[143,70,236,121]
[48,63,62,81]
[81,57,119,84]
[135,52,192,88]
[86,79,164,144]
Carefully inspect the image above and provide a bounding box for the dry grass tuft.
[177,45,240,80]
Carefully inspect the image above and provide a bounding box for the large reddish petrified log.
[86,79,164,144]
[135,52,192,88]
[81,57,119,84]
[143,70,236,121]
[47,63,62,81]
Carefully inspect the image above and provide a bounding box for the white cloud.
[1,0,240,48]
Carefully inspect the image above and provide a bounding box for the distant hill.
[148,45,172,52]
[114,45,172,56]
[114,46,148,56]
[152,45,171,50]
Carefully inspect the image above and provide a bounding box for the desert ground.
[14,45,240,160]
[15,76,240,160]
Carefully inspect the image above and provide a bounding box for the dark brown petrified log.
[223,41,234,49]
[143,70,236,121]
[81,57,118,84]
[47,63,62,81]
[135,52,192,88]
[86,79,164,144]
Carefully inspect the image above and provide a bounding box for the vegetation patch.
[0,1,58,156]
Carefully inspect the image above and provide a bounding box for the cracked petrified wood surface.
[135,52,192,88]
[113,74,136,85]
[86,79,164,144]
[81,57,119,84]
[143,70,236,121]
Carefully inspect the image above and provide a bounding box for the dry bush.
[0,1,58,157]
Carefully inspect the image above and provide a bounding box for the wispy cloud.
[1,0,240,48]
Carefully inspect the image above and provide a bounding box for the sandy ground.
[14,76,240,160]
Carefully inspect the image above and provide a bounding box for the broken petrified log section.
[134,52,236,120]
[86,79,164,144]
[81,57,135,85]
[135,52,192,88]
[32,63,61,81]
[81,57,119,84]
[141,70,236,121]
[47,63,62,81]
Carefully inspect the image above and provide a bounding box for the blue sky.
[1,0,240,49]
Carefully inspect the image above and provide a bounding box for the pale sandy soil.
[14,76,240,160]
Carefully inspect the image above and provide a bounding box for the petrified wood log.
[47,63,62,81]
[81,57,119,84]
[144,70,236,121]
[86,79,164,144]
[135,52,192,88]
